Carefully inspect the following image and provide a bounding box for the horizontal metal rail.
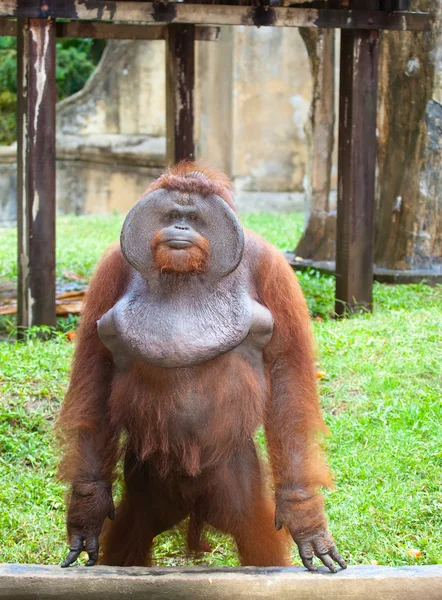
[0,20,220,40]
[0,2,430,31]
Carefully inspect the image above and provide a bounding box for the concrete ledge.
[0,564,441,600]
[286,255,442,285]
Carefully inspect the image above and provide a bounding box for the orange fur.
[144,160,236,211]
[57,243,130,487]
[151,229,210,274]
[256,234,333,494]
[57,162,333,568]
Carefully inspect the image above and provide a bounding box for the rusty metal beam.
[56,22,220,41]
[166,24,195,164]
[0,3,430,31]
[16,17,57,334]
[0,20,220,41]
[0,19,15,35]
[335,28,379,315]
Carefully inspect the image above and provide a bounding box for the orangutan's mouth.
[166,239,193,249]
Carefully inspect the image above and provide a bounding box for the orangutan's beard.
[151,233,210,274]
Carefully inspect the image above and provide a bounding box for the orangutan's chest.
[97,275,273,369]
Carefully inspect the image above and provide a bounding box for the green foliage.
[0,38,16,91]
[296,269,336,318]
[55,39,105,99]
[0,213,441,566]
[0,37,105,145]
[0,37,17,145]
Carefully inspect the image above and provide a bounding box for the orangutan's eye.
[189,213,198,222]
[169,211,180,221]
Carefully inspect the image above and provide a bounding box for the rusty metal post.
[166,24,196,164]
[335,28,379,315]
[16,17,57,335]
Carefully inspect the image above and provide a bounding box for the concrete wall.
[196,26,311,194]
[0,136,165,224]
[231,27,311,194]
[0,29,313,222]
[0,151,16,224]
[57,41,166,137]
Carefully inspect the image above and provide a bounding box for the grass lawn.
[0,213,441,567]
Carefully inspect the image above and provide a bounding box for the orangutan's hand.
[61,481,115,568]
[275,491,347,573]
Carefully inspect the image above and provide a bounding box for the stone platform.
[0,564,441,600]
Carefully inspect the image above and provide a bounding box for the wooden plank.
[0,3,430,31]
[16,17,57,334]
[335,28,378,315]
[55,22,220,41]
[57,21,166,40]
[0,20,220,40]
[166,24,195,164]
[0,18,16,35]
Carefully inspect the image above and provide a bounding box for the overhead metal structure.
[0,1,431,329]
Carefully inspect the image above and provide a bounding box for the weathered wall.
[57,30,312,192]
[0,28,314,222]
[57,41,166,137]
[0,135,165,224]
[195,28,234,175]
[231,27,311,193]
[0,150,16,224]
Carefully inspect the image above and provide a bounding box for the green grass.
[318,306,442,566]
[0,214,126,282]
[0,213,441,567]
[0,212,304,283]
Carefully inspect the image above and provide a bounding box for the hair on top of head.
[144,161,236,212]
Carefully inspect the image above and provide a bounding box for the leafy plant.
[0,37,105,145]
[0,38,18,145]
[55,39,105,99]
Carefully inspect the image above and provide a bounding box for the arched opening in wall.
[293,29,338,264]
[195,26,337,261]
